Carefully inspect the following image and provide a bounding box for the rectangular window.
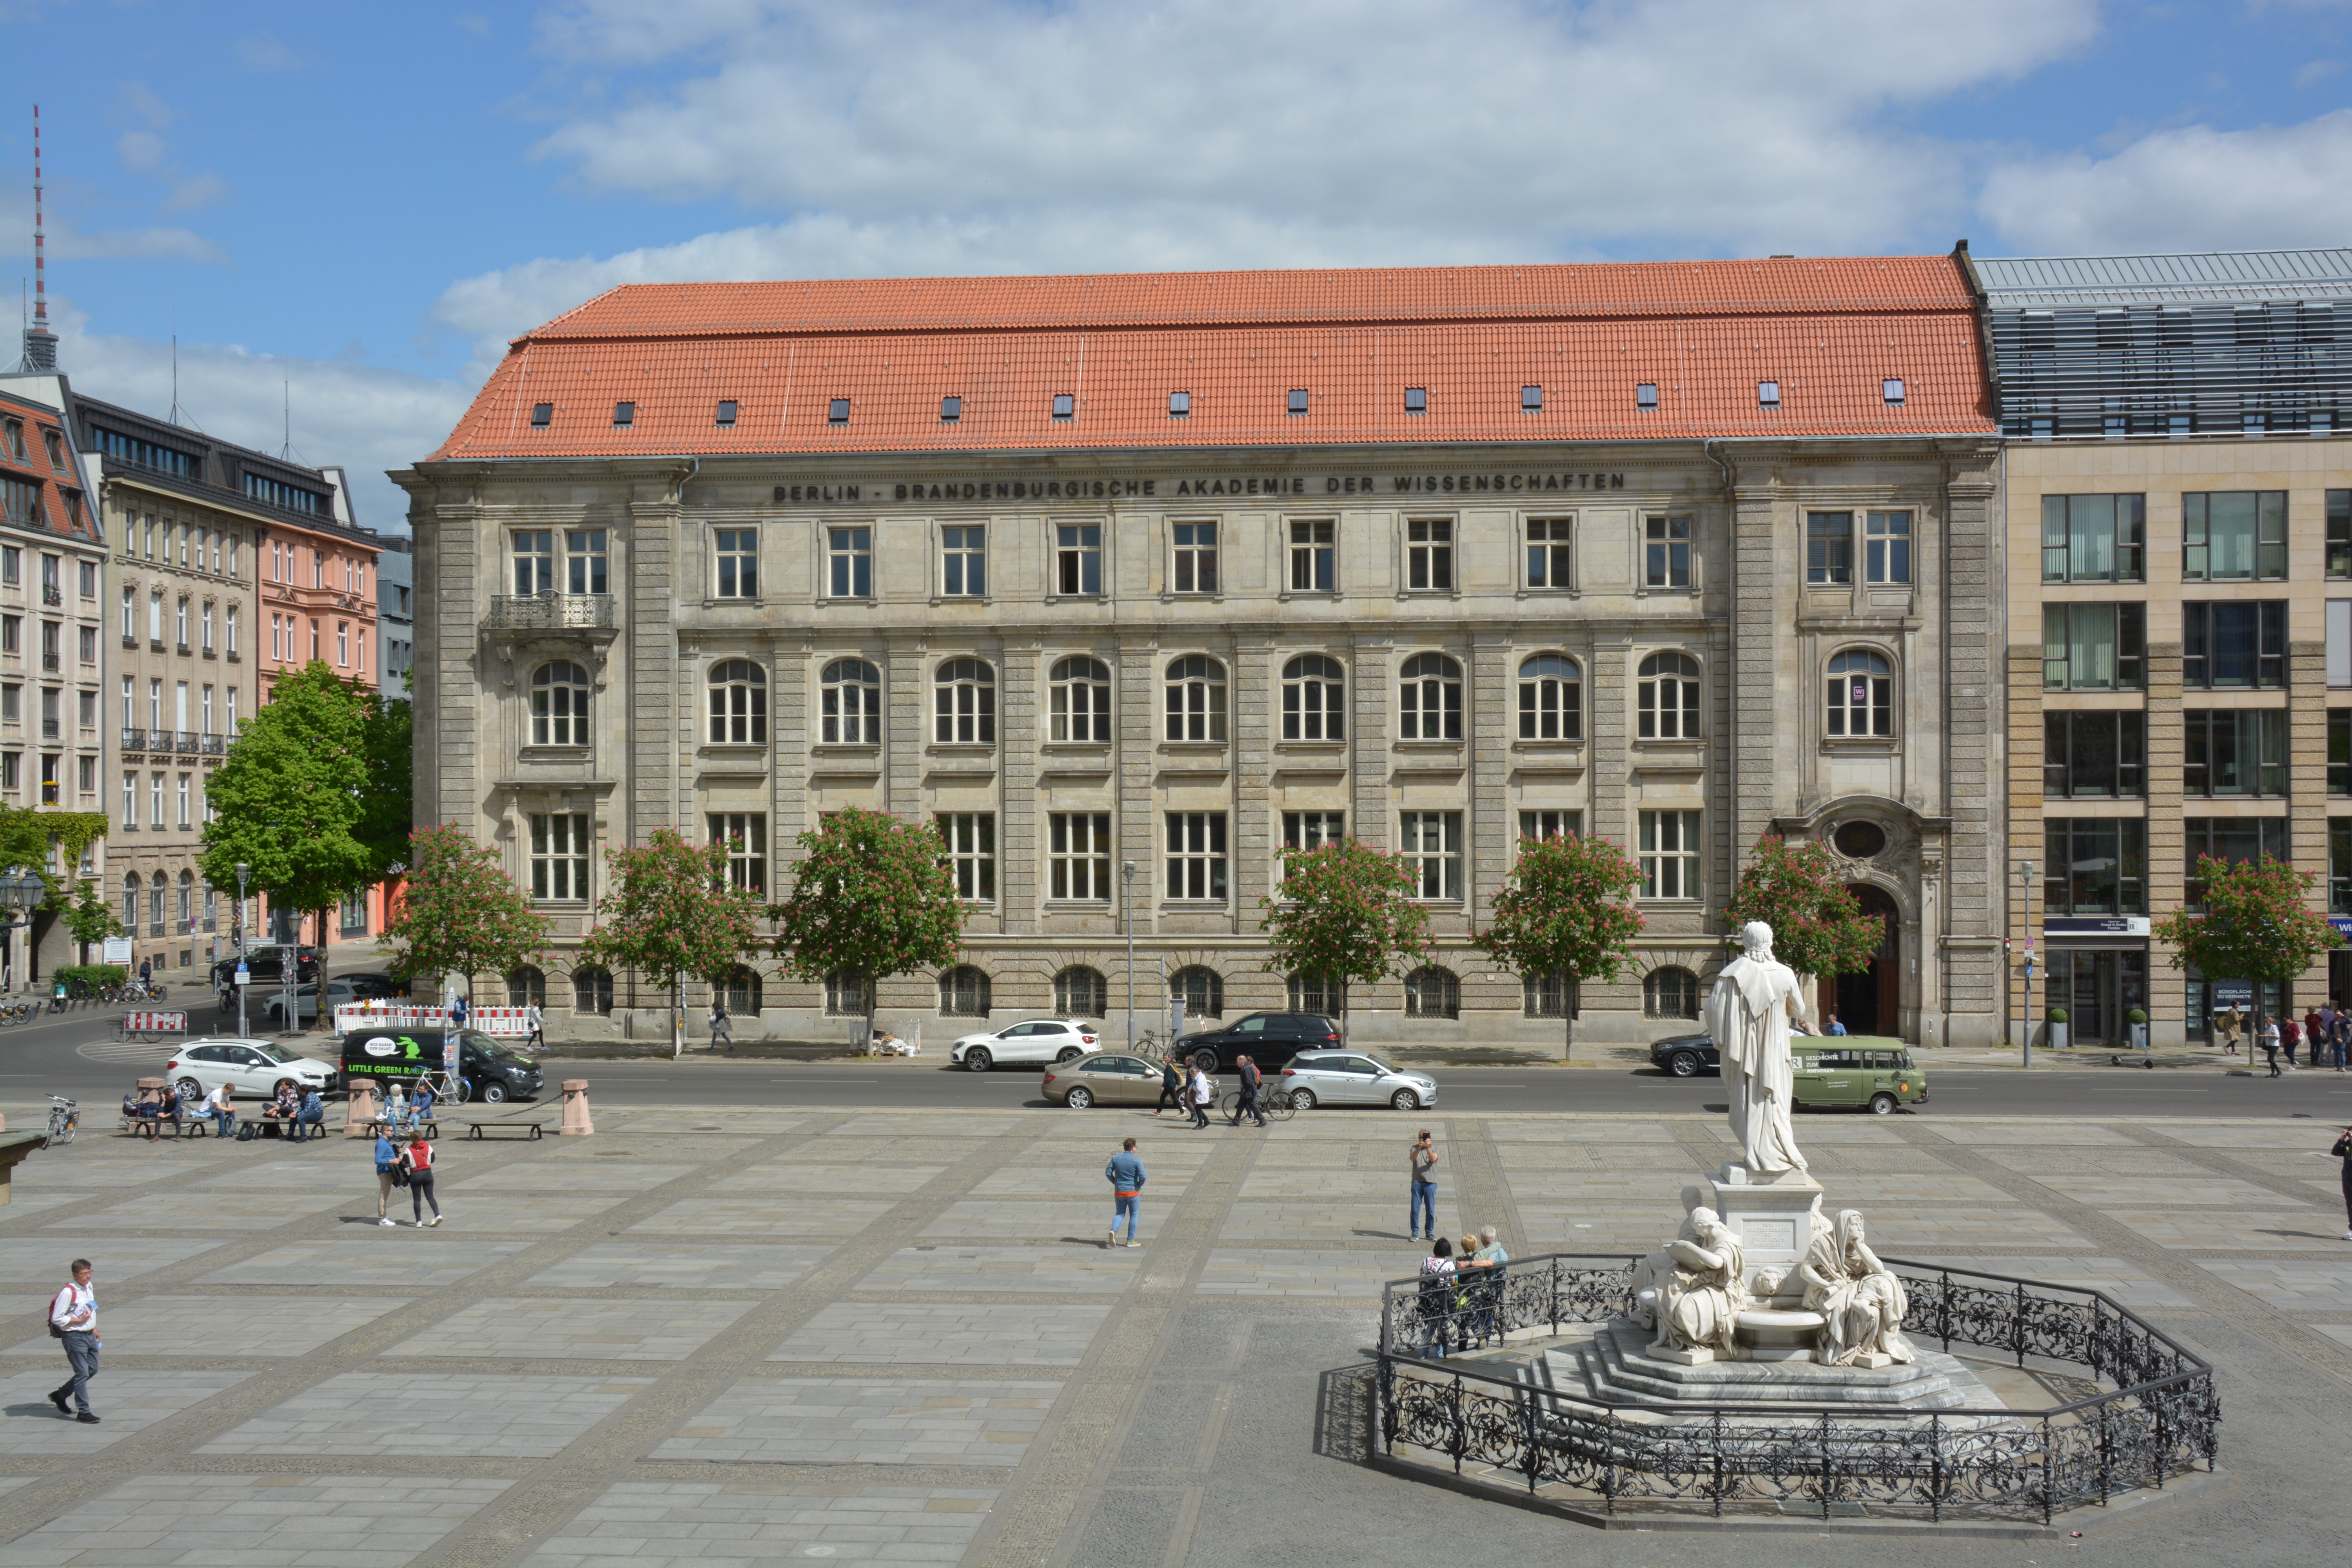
[715,399,738,427]
[2043,602,2146,690]
[1405,387,1427,414]
[1526,518,1573,589]
[2183,601,2287,689]
[708,813,767,893]
[77,560,94,598]
[1864,511,1911,584]
[200,603,213,654]
[2042,494,2147,583]
[2329,490,2352,579]
[530,813,591,901]
[827,526,872,598]
[1806,512,1853,585]
[1052,393,1074,419]
[1406,520,1453,591]
[149,771,163,830]
[1281,811,1347,861]
[2183,710,2289,797]
[119,586,133,641]
[936,813,996,901]
[713,527,758,598]
[1644,516,1691,588]
[2183,491,2288,581]
[1639,809,1702,899]
[1056,523,1102,595]
[226,687,237,733]
[336,622,349,666]
[0,616,15,654]
[2181,816,2288,907]
[1,753,16,793]
[2332,709,2350,796]
[1289,521,1335,593]
[1519,810,1584,841]
[2336,820,2352,916]
[176,774,191,830]
[828,398,850,425]
[225,606,238,657]
[120,771,134,831]
[941,525,987,597]
[1048,812,1112,901]
[1,684,17,723]
[270,615,283,662]
[75,755,92,793]
[2043,710,2145,798]
[201,686,214,735]
[1164,812,1227,901]
[566,529,610,595]
[76,690,93,730]
[513,530,555,595]
[2043,818,2148,915]
[1171,522,1217,593]
[1400,811,1463,900]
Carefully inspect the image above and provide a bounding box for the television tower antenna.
[21,105,59,372]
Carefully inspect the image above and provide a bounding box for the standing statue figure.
[1799,1209,1916,1366]
[1706,921,1811,1177]
[1649,1207,1748,1357]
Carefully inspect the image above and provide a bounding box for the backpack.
[47,1287,74,1338]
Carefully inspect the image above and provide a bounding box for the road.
[7,1006,2351,1118]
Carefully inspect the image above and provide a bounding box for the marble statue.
[1705,921,1811,1177]
[1648,1207,1748,1357]
[1799,1209,1917,1366]
[1627,1187,1706,1330]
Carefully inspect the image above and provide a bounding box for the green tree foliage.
[381,825,552,997]
[0,804,111,962]
[1722,835,1884,990]
[57,879,124,958]
[1258,839,1432,1039]
[2154,854,2341,1043]
[768,808,965,1048]
[581,827,766,1055]
[1476,832,1645,1059]
[357,689,414,880]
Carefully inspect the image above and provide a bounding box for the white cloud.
[1977,108,2352,253]
[115,131,167,174]
[2295,58,2343,87]
[163,173,231,214]
[0,180,227,263]
[236,31,305,71]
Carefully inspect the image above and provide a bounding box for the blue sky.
[3,0,2348,530]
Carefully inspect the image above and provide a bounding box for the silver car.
[165,1037,339,1105]
[1276,1050,1439,1111]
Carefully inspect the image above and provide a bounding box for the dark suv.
[1174,1012,1342,1073]
[1650,1032,1721,1077]
[212,945,319,999]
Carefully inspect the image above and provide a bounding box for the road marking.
[76,1038,185,1065]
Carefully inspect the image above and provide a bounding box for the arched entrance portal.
[1819,885,1900,1036]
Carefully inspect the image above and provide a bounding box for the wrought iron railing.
[485,592,615,631]
[1376,1253,2216,1524]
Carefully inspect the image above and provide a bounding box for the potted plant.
[2127,1006,2149,1052]
[2046,1006,2070,1051]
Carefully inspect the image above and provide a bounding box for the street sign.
[234,964,250,986]
[102,936,131,964]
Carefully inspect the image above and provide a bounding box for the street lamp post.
[0,870,44,992]
[2017,860,2036,1069]
[234,863,250,1039]
[1122,860,1137,1050]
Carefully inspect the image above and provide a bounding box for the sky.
[2,0,2348,533]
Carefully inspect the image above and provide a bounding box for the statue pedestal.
[1709,1164,1823,1306]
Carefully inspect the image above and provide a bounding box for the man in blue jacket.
[1105,1137,1146,1249]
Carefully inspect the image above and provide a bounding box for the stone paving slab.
[439,1162,708,1194]
[0,1370,252,1453]
[207,1236,533,1286]
[2,1472,517,1567]
[1195,1247,1416,1298]
[2114,1210,2348,1248]
[200,1372,656,1456]
[2045,1176,2307,1208]
[655,1376,1061,1464]
[767,1303,1111,1365]
[0,1237,224,1285]
[709,1163,951,1196]
[1,1292,412,1358]
[2187,1258,2352,1308]
[522,1480,998,1566]
[917,1201,1126,1240]
[526,1242,836,1291]
[0,1191,96,1221]
[624,1198,897,1237]
[402,1296,759,1361]
[856,1245,1145,1293]
[1924,1256,2200,1309]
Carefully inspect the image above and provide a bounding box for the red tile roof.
[429,257,1993,461]
[0,392,95,542]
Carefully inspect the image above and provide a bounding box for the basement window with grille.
[941,396,962,423]
[1052,394,1074,419]
[1522,385,1544,412]
[1405,387,1426,414]
[829,399,851,425]
[1169,392,1191,418]
[715,400,738,427]
[612,402,635,427]
[1635,383,1658,411]
[1758,381,1780,407]
[1287,389,1310,415]
[530,403,553,428]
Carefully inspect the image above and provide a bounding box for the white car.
[1277,1050,1439,1111]
[949,1018,1102,1072]
[165,1037,339,1107]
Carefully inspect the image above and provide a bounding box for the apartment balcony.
[120,726,145,753]
[201,734,225,756]
[484,592,619,646]
[147,727,172,751]
[177,731,201,755]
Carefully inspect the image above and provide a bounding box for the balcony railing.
[40,719,58,740]
[485,592,616,632]
[148,727,172,751]
[201,734,225,756]
[120,726,145,752]
[40,653,58,672]
[42,585,61,606]
[177,731,201,755]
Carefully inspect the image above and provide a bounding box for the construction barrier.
[122,1010,188,1036]
[329,1003,535,1038]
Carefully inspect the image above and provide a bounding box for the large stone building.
[1972,248,2352,1047]
[399,258,2007,1047]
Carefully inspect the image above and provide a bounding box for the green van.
[1791,1039,1928,1116]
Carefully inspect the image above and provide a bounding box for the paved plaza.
[0,1100,2345,1566]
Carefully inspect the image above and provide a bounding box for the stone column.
[1119,638,1157,942]
[2004,643,2044,1049]
[2291,639,2330,1012]
[1729,482,1787,856]
[1232,639,1276,937]
[2144,643,2186,1042]
[1940,463,2000,1045]
[627,492,677,846]
[1587,640,1631,852]
[1468,628,1512,929]
[999,644,1040,940]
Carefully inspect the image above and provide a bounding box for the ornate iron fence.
[1377,1253,2217,1524]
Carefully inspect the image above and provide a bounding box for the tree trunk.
[672,975,683,1060]
[1564,1006,1573,1063]
[1338,979,1348,1047]
[865,982,878,1059]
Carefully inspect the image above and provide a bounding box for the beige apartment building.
[1978,250,2352,1047]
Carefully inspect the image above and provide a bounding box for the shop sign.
[2045,916,2150,937]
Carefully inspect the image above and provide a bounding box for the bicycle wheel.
[1263,1089,1296,1122]
[1219,1090,1242,1117]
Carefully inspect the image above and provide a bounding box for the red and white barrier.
[123,1010,187,1034]
[330,1002,535,1038]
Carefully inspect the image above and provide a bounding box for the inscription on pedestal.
[1740,1218,1795,1252]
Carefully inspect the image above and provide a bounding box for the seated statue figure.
[1626,1186,1706,1330]
[1649,1207,1747,1357]
[1799,1209,1917,1366]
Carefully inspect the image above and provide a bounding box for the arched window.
[1050,655,1111,742]
[933,659,996,744]
[820,658,881,744]
[122,872,138,933]
[530,661,590,746]
[1055,966,1108,1018]
[939,964,993,1016]
[176,869,193,929]
[824,969,870,1017]
[707,659,768,744]
[1404,966,1460,1019]
[1170,965,1224,1020]
[720,965,763,1015]
[1826,649,1894,737]
[1164,655,1227,742]
[506,965,546,1008]
[1644,966,1701,1019]
[1281,654,1345,741]
[572,965,614,1015]
[1523,970,1577,1018]
[149,878,164,935]
[1517,653,1582,741]
[1398,652,1462,739]
[1287,973,1338,1016]
[1637,652,1701,740]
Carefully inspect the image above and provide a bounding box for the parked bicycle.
[42,1095,77,1148]
[1220,1085,1298,1122]
[0,1000,40,1025]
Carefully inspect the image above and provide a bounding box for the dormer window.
[829,399,851,425]
[1169,392,1191,418]
[42,430,66,472]
[1635,383,1658,411]
[1287,389,1309,416]
[940,396,962,423]
[1052,393,1074,419]
[531,403,553,427]
[612,402,635,428]
[1405,387,1427,414]
[1521,386,1543,413]
[715,400,738,427]
[1758,381,1781,407]
[1882,379,1905,406]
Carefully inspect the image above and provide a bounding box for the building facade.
[378,537,414,699]
[1974,248,2352,1048]
[399,259,2007,1048]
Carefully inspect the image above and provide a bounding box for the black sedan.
[1650,1032,1720,1077]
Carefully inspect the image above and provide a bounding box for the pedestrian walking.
[2336,1124,2352,1241]
[450,994,470,1029]
[2218,1005,2242,1055]
[2262,1017,2282,1077]
[1229,1055,1265,1127]
[401,1131,443,1227]
[200,1081,236,1140]
[709,1001,733,1054]
[47,1258,100,1423]
[1187,1063,1214,1128]
[374,1130,402,1226]
[2333,1011,2350,1072]
[1155,1055,1183,1117]
[2283,1015,2303,1070]
[1408,1129,1441,1241]
[1417,1237,1458,1358]
[525,1002,544,1049]
[1105,1136,1146,1249]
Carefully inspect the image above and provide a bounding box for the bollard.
[561,1079,594,1136]
[345,1080,379,1137]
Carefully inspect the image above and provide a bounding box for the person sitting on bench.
[294,1087,325,1143]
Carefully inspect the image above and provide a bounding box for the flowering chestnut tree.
[2154,854,2341,1045]
[769,808,965,1050]
[1258,839,1433,1041]
[381,825,551,999]
[1722,835,1884,1002]
[580,828,766,1057]
[1476,832,1644,1060]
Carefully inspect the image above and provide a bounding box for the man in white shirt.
[201,1082,236,1140]
[48,1258,101,1423]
